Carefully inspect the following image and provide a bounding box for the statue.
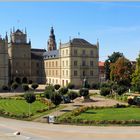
[83,77,88,88]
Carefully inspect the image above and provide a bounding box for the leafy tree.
[31,83,38,90]
[58,87,68,95]
[24,92,36,117]
[51,92,62,106]
[132,53,140,92]
[11,82,18,91]
[22,84,29,92]
[54,84,61,90]
[110,57,132,86]
[105,52,123,80]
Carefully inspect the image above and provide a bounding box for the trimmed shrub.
[31,83,38,90]
[79,88,89,97]
[67,83,75,89]
[22,77,28,84]
[22,84,29,92]
[28,80,33,84]
[100,87,111,96]
[24,92,36,104]
[45,85,55,92]
[91,83,100,89]
[59,87,68,95]
[68,91,78,101]
[116,86,128,95]
[11,82,18,91]
[51,92,62,106]
[128,98,134,105]
[15,77,21,84]
[54,84,61,90]
[44,90,54,99]
[2,85,8,91]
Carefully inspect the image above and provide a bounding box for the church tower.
[47,27,56,51]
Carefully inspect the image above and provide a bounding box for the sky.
[0,2,140,61]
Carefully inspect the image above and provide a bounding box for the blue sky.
[0,2,140,61]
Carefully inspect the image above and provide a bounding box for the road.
[0,117,140,140]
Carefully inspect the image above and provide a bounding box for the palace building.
[0,27,99,88]
[43,27,99,87]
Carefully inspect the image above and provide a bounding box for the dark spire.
[50,26,54,35]
[5,32,8,41]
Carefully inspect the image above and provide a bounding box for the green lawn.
[0,99,47,115]
[76,107,140,121]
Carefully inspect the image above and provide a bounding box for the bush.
[128,98,134,105]
[24,92,36,104]
[15,77,21,84]
[2,85,8,91]
[100,87,111,96]
[91,83,100,89]
[22,84,29,92]
[68,91,79,101]
[22,77,28,84]
[67,83,75,89]
[54,84,61,90]
[116,86,128,95]
[45,85,55,92]
[51,92,62,106]
[28,80,33,84]
[31,83,38,90]
[44,90,54,99]
[79,88,89,97]
[11,82,18,91]
[59,87,68,95]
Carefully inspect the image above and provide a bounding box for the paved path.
[34,96,127,122]
[0,117,140,140]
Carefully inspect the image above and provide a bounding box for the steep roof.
[43,50,59,60]
[31,48,46,60]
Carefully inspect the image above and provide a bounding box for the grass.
[75,107,140,121]
[0,99,47,115]
[0,98,66,120]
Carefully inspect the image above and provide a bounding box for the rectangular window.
[83,71,85,76]
[52,62,54,67]
[49,62,51,67]
[46,62,48,67]
[82,50,86,55]
[90,70,93,76]
[74,61,77,66]
[56,61,58,67]
[74,70,77,76]
[66,49,68,55]
[74,49,77,55]
[63,70,64,76]
[82,61,86,66]
[90,50,93,56]
[63,61,64,67]
[36,63,39,67]
[66,70,68,76]
[36,70,39,75]
[66,60,68,66]
[56,70,58,76]
[90,61,93,66]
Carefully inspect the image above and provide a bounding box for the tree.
[51,92,62,107]
[24,92,36,117]
[31,83,38,90]
[110,57,132,86]
[22,84,29,92]
[104,52,123,80]
[11,82,18,92]
[132,53,140,92]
